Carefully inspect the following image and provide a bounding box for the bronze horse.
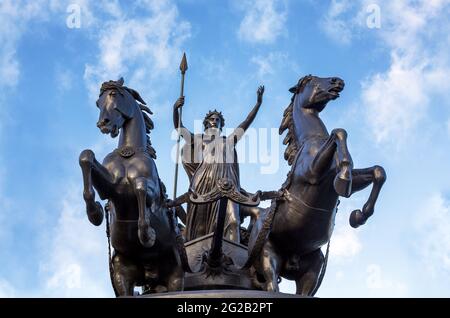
[251,75,386,296]
[79,78,183,296]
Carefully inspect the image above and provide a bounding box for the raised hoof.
[349,210,367,228]
[138,223,156,248]
[87,201,104,226]
[334,173,352,198]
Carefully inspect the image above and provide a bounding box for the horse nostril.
[331,77,338,83]
[97,118,110,127]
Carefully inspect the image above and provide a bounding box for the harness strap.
[283,189,333,213]
[310,239,330,296]
[311,200,339,296]
[105,202,119,297]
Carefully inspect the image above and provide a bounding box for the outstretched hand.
[257,85,265,104]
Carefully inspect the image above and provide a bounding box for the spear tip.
[180,52,188,74]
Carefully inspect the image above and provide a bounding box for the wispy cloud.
[237,0,287,44]
[0,0,48,88]
[366,264,408,296]
[250,52,290,78]
[330,226,362,260]
[322,0,450,146]
[83,0,191,101]
[39,184,112,297]
[363,1,450,146]
[320,0,356,45]
[414,193,450,278]
[0,279,15,298]
[55,66,74,93]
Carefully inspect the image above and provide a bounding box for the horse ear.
[289,85,298,93]
[117,77,124,86]
[290,75,311,93]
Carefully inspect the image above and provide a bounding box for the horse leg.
[111,253,143,296]
[240,205,261,235]
[348,166,387,228]
[79,149,114,226]
[259,240,282,292]
[164,249,184,292]
[309,129,353,197]
[331,129,353,197]
[295,249,325,296]
[134,177,156,248]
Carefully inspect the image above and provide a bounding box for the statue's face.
[204,114,223,131]
[96,88,127,138]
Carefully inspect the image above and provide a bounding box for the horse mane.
[100,79,156,159]
[279,75,312,166]
[123,86,157,159]
[279,99,298,166]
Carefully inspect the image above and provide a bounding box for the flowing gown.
[181,133,241,242]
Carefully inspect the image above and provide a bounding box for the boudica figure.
[80,54,386,297]
[172,85,264,243]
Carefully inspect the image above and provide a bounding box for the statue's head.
[203,110,225,133]
[289,75,345,112]
[96,77,146,138]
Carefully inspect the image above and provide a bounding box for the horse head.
[96,77,147,138]
[289,75,345,112]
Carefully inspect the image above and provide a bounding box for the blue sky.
[0,0,450,297]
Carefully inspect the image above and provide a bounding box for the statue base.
[140,289,304,298]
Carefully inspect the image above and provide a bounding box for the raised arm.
[173,96,193,140]
[229,86,264,142]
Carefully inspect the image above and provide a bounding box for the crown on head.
[203,109,225,129]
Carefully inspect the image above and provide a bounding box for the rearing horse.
[79,78,183,295]
[251,75,386,296]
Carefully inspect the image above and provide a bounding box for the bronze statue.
[78,52,387,297]
[79,78,183,296]
[172,86,265,243]
[249,75,386,296]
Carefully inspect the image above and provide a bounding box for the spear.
[173,53,188,200]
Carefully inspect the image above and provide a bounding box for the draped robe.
[181,133,241,242]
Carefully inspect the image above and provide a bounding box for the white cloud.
[250,52,289,78]
[366,264,408,296]
[330,226,362,260]
[320,0,355,45]
[83,0,191,101]
[55,66,74,93]
[40,184,112,297]
[237,0,287,44]
[323,0,450,146]
[414,193,450,277]
[362,1,450,145]
[361,54,430,144]
[0,279,15,298]
[0,0,50,88]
